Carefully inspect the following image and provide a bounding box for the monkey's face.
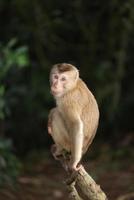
[50,64,79,98]
[50,71,78,98]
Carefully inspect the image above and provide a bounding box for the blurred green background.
[0,0,134,199]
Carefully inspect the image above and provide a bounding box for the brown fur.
[56,63,75,73]
[48,63,99,170]
[58,78,99,153]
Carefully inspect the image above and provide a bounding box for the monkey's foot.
[73,164,82,171]
[69,162,82,172]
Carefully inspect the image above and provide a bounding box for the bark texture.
[66,165,107,200]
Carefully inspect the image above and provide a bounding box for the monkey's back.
[57,78,99,153]
[78,79,99,152]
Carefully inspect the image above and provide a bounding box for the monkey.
[48,63,99,171]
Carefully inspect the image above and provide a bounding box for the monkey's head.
[50,63,79,98]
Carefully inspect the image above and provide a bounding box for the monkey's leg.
[51,109,70,151]
[50,109,71,170]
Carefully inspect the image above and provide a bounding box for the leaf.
[7,38,18,48]
[15,46,28,54]
[16,54,29,67]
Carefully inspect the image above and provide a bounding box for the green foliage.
[0,39,29,119]
[0,38,29,79]
[0,139,21,185]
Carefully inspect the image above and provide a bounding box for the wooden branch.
[55,152,108,200]
[65,165,107,200]
[75,166,107,200]
[67,182,83,200]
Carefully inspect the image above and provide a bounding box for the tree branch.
[75,166,107,200]
[54,152,108,200]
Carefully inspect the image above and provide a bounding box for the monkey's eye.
[54,75,58,79]
[61,77,66,81]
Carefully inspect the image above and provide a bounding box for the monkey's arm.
[47,119,52,135]
[71,117,83,170]
[64,107,84,170]
[48,108,56,135]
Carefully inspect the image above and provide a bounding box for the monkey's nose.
[53,81,59,89]
[53,85,58,90]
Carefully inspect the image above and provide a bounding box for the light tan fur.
[48,63,99,170]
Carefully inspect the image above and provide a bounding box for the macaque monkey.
[48,63,99,171]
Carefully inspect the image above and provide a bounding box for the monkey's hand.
[65,162,82,185]
[69,161,82,172]
[47,120,52,135]
[48,125,52,135]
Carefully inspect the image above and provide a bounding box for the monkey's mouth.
[51,89,61,96]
